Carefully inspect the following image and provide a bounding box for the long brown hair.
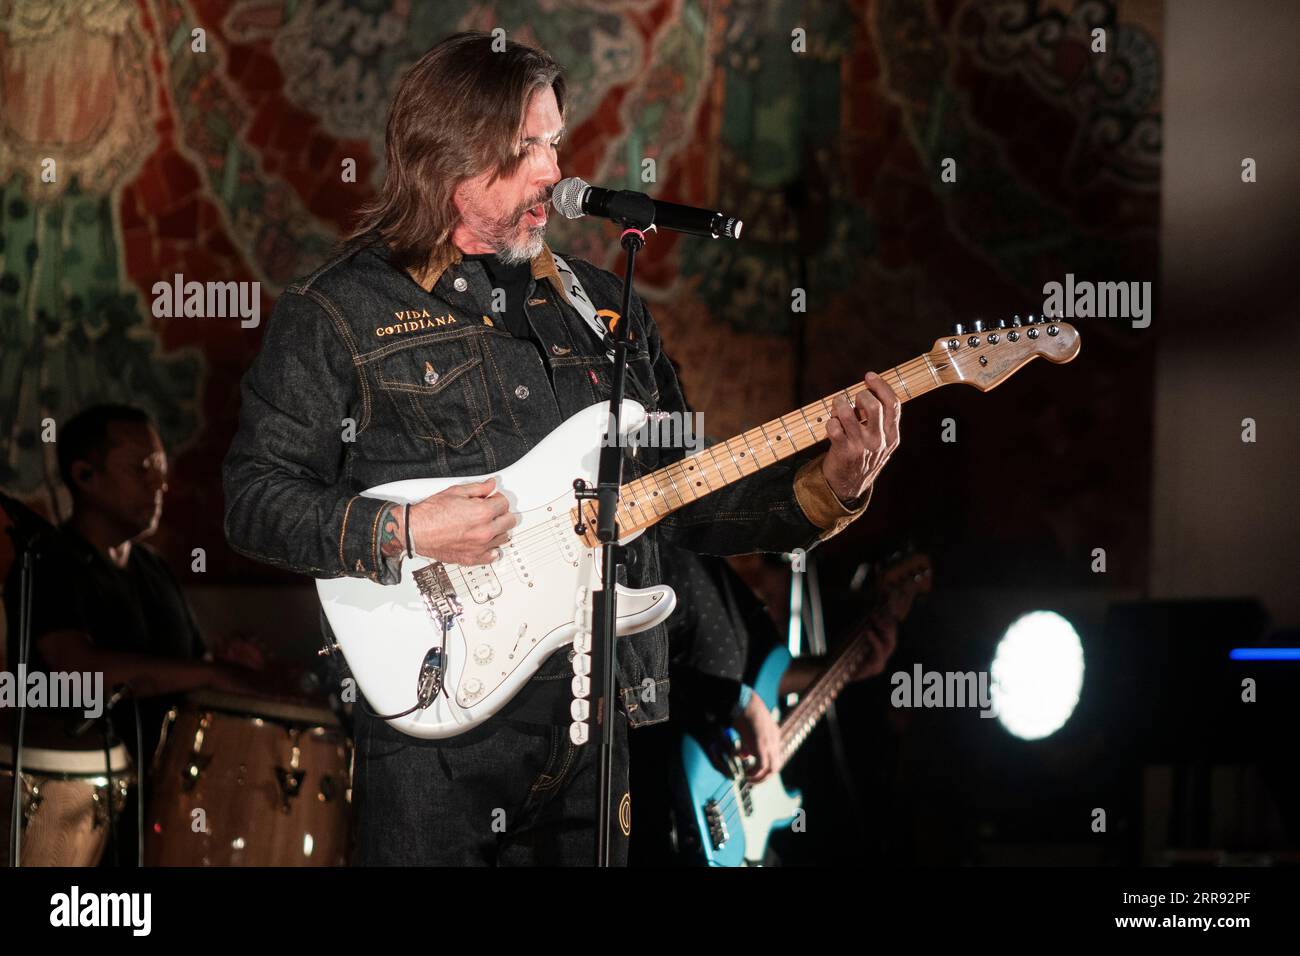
[347,31,567,271]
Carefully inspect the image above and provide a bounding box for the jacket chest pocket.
[375,334,493,447]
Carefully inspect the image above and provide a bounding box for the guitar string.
[408,357,953,621]
[477,351,950,552]
[414,336,1029,560]
[420,350,954,563]
[701,642,869,831]
[698,598,894,830]
[403,350,977,726]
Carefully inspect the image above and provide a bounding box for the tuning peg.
[996,318,1007,329]
[1027,314,1039,324]
[952,322,965,335]
[1011,314,1022,327]
[972,319,984,332]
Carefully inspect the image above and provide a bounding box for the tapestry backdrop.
[0,0,1162,588]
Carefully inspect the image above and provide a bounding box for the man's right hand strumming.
[379,477,520,568]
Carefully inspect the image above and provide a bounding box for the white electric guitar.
[316,317,1080,738]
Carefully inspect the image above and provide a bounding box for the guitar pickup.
[704,799,730,850]
[460,563,503,603]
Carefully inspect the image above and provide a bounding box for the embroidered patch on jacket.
[618,792,632,836]
[374,310,457,337]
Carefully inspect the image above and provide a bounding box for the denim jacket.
[222,234,870,726]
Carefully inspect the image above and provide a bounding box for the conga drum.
[0,725,133,867]
[146,690,351,866]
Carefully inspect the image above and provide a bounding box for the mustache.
[517,189,553,217]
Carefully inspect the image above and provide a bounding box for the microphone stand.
[2,492,58,867]
[572,197,656,866]
[7,548,34,866]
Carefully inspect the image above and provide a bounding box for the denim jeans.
[352,689,630,866]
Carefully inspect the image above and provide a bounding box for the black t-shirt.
[661,545,783,729]
[3,524,205,760]
[461,252,539,345]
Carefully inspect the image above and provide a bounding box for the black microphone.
[551,176,742,240]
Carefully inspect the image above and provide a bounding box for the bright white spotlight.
[990,611,1084,740]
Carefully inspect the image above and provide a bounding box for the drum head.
[183,690,340,729]
[0,713,132,775]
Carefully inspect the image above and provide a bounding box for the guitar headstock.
[878,553,932,595]
[872,552,933,625]
[929,314,1080,392]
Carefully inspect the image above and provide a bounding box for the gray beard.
[497,224,546,265]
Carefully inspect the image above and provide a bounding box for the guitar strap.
[552,252,662,411]
[552,253,617,361]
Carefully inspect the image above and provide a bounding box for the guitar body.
[680,645,802,866]
[677,552,933,866]
[315,399,677,739]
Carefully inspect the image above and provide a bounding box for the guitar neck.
[582,353,947,540]
[777,616,875,762]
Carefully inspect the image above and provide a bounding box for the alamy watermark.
[50,886,151,936]
[151,274,260,328]
[1042,273,1152,329]
[0,666,105,718]
[890,664,996,718]
[601,410,705,454]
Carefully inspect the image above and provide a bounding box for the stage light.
[1230,648,1300,660]
[990,611,1085,740]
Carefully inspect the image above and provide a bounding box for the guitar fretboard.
[778,629,872,760]
[575,352,949,541]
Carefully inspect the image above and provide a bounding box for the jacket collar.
[407,241,570,306]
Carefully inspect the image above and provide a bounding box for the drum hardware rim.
[275,732,306,812]
[2,766,134,784]
[182,691,343,730]
[2,771,131,832]
[89,778,130,828]
[0,742,133,775]
[179,706,339,736]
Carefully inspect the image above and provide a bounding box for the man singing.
[223,30,901,865]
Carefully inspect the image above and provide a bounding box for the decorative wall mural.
[0,0,1162,587]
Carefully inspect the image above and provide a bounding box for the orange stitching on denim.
[530,729,578,797]
[302,287,372,434]
[369,502,385,574]
[340,495,360,572]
